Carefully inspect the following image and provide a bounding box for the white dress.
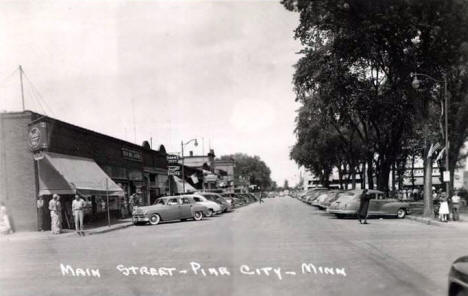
[439,201,450,215]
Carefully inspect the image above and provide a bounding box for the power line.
[22,70,56,117]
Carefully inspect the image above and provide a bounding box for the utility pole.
[19,65,25,111]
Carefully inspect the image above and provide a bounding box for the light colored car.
[187,193,222,217]
[198,192,232,212]
[317,190,344,209]
[327,189,413,219]
[132,196,207,225]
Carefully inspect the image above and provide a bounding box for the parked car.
[222,193,246,207]
[198,192,232,212]
[305,190,327,205]
[311,192,330,207]
[132,196,207,225]
[318,190,344,209]
[187,193,223,217]
[448,256,468,296]
[327,189,414,219]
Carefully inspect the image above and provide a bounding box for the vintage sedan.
[317,190,344,210]
[327,189,413,219]
[132,196,208,225]
[186,193,223,217]
[448,256,468,296]
[198,192,232,212]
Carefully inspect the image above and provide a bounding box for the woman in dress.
[438,193,450,222]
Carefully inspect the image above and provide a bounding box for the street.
[1,197,467,296]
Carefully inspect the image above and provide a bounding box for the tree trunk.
[377,161,391,193]
[423,151,434,218]
[367,157,374,189]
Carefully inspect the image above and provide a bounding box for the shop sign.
[168,165,180,176]
[28,122,48,151]
[166,154,179,164]
[122,147,143,162]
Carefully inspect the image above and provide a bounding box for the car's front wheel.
[206,209,214,217]
[193,211,203,221]
[397,208,406,219]
[149,214,161,225]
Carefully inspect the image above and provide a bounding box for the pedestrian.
[72,195,85,236]
[357,189,370,224]
[0,202,13,234]
[451,191,461,221]
[438,193,450,222]
[120,195,127,218]
[37,196,44,231]
[259,193,264,203]
[129,193,136,214]
[49,194,61,234]
[56,195,63,232]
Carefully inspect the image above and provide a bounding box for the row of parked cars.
[295,188,424,219]
[132,191,259,225]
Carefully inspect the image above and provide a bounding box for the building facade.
[0,111,168,231]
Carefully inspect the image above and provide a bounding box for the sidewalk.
[0,218,134,242]
[406,210,468,230]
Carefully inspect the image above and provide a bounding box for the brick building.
[0,111,168,231]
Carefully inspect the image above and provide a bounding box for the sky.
[0,0,303,186]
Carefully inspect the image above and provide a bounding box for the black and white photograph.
[1,0,468,295]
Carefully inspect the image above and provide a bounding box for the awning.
[171,175,197,193]
[38,152,125,196]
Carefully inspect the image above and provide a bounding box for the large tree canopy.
[284,0,468,192]
[219,153,273,189]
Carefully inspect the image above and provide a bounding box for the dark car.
[449,256,468,296]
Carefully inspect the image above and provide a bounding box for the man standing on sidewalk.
[72,195,85,236]
[451,191,461,221]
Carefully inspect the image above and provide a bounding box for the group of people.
[48,194,86,236]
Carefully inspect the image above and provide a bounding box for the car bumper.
[327,209,356,215]
[132,215,149,222]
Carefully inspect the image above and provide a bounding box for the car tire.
[193,211,203,221]
[397,208,406,219]
[149,214,161,225]
[336,214,344,219]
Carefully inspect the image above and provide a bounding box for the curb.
[87,222,134,235]
[406,215,444,226]
[406,215,465,228]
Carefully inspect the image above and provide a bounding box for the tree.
[283,0,468,198]
[283,180,289,190]
[219,153,273,189]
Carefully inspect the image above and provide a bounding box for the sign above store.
[166,155,179,164]
[168,165,180,176]
[28,122,48,151]
[122,147,143,162]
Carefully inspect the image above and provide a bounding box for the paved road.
[1,197,467,296]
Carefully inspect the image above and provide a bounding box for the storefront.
[0,111,168,231]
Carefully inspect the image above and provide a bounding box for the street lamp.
[181,138,198,193]
[412,72,450,209]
